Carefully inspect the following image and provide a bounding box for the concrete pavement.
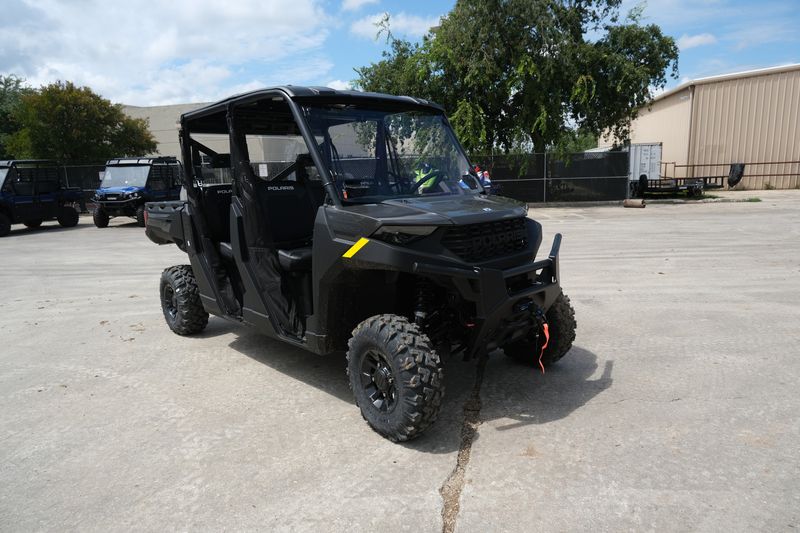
[1,193,799,531]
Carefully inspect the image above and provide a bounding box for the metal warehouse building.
[599,64,800,189]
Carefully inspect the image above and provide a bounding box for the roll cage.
[178,86,458,207]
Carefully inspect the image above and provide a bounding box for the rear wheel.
[57,206,79,227]
[0,212,11,237]
[347,314,444,442]
[24,219,43,228]
[135,205,146,227]
[160,265,209,335]
[93,208,109,228]
[505,292,577,367]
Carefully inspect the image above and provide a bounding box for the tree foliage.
[8,81,156,164]
[0,75,33,159]
[355,0,678,154]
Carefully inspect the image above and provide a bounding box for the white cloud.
[341,0,379,11]
[677,33,717,50]
[0,0,333,105]
[326,79,352,90]
[350,12,440,40]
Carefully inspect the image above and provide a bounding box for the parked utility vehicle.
[0,160,81,237]
[145,87,576,441]
[93,156,182,227]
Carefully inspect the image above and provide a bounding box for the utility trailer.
[628,143,725,197]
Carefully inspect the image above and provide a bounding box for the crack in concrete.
[439,355,487,533]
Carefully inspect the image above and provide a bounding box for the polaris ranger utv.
[93,156,182,227]
[145,86,576,441]
[0,160,82,237]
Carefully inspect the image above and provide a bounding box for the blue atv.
[0,160,82,237]
[93,156,182,228]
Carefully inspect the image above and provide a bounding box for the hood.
[377,194,527,226]
[96,186,144,195]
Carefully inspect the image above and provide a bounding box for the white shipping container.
[628,143,662,183]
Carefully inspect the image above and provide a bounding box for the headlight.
[371,225,437,245]
[127,191,141,199]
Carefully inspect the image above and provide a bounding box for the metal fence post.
[542,152,547,203]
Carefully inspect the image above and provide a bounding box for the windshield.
[0,168,8,186]
[101,165,150,188]
[302,105,481,203]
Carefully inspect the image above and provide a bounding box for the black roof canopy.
[181,86,445,134]
[0,159,59,168]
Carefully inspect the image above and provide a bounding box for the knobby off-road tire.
[347,314,445,442]
[0,212,11,237]
[160,265,209,335]
[135,205,146,227]
[93,208,109,228]
[505,292,577,368]
[57,206,79,228]
[24,219,43,228]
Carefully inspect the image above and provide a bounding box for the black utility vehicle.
[0,160,82,237]
[145,87,576,441]
[93,156,182,227]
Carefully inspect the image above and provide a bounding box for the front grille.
[442,217,527,263]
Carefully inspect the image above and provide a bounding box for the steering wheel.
[409,169,445,194]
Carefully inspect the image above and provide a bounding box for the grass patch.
[744,197,762,202]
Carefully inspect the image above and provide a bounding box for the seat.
[277,247,312,271]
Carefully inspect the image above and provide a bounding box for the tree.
[8,81,156,164]
[0,75,33,159]
[355,0,678,155]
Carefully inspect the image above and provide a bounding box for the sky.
[0,0,798,106]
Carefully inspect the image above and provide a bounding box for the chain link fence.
[62,164,105,212]
[474,151,629,203]
[60,151,630,211]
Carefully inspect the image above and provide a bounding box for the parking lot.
[1,192,799,532]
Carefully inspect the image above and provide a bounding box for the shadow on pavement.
[2,222,87,239]
[212,319,612,452]
[481,347,613,431]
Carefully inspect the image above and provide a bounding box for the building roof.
[652,63,800,103]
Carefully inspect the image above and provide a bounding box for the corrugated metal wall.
[628,89,692,168]
[689,69,800,189]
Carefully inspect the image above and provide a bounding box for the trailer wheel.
[135,205,146,227]
[0,212,11,237]
[160,265,209,335]
[93,208,109,228]
[505,292,577,367]
[57,206,79,227]
[638,175,649,198]
[347,314,444,442]
[24,219,43,228]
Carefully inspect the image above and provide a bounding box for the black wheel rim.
[163,285,178,320]
[359,349,397,413]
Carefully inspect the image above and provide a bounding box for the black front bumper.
[413,234,562,357]
[95,198,140,216]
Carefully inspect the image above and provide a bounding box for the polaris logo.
[267,185,295,191]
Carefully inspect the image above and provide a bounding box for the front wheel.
[504,292,577,367]
[0,212,11,237]
[135,205,146,227]
[93,208,109,228]
[57,206,79,227]
[347,314,444,442]
[160,265,209,335]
